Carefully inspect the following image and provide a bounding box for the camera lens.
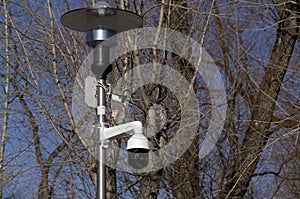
[127,148,149,169]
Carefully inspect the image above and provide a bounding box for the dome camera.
[127,134,150,169]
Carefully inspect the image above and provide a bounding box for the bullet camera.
[127,133,150,169]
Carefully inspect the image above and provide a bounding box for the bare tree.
[0,0,299,198]
[216,1,300,198]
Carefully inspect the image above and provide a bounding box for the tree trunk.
[217,1,300,198]
[167,0,202,198]
[0,0,11,197]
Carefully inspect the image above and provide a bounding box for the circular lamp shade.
[61,7,143,32]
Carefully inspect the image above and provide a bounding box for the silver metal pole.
[98,146,106,199]
[92,29,114,199]
[97,78,107,199]
[97,139,106,199]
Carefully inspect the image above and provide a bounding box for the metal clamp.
[97,81,110,93]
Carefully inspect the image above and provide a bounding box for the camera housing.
[99,121,150,169]
[127,134,150,169]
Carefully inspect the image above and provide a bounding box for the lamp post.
[61,2,148,199]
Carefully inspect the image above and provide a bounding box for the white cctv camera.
[127,133,150,152]
[100,121,150,169]
[127,133,150,169]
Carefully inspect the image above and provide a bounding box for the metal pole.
[97,78,107,199]
[97,144,106,199]
[91,28,114,199]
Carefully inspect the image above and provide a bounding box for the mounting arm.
[100,121,143,141]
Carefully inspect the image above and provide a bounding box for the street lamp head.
[60,1,143,72]
[60,3,143,33]
[61,2,143,76]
